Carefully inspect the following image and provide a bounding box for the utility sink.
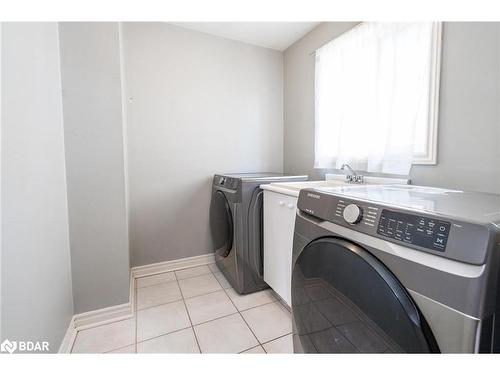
[262,173,410,197]
[267,179,348,193]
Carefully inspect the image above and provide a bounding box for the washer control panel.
[377,209,451,252]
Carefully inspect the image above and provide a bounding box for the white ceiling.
[170,22,320,51]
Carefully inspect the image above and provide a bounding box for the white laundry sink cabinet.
[262,189,298,306]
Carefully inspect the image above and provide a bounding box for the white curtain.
[314,22,436,175]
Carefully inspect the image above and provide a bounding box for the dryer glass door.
[209,190,233,258]
[292,237,438,353]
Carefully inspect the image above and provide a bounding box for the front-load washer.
[210,173,308,294]
[291,184,500,353]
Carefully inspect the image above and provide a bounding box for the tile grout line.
[74,265,215,354]
[136,269,213,289]
[236,299,277,313]
[103,342,136,354]
[136,285,276,324]
[77,264,290,354]
[136,278,178,290]
[274,293,292,312]
[138,287,230,313]
[188,265,229,353]
[135,325,201,346]
[184,287,229,301]
[132,298,287,349]
[137,286,277,316]
[136,296,185,312]
[209,264,292,352]
[260,332,293,347]
[174,268,213,281]
[175,271,203,354]
[136,271,196,352]
[136,269,220,311]
[213,268,263,352]
[191,312,239,329]
[238,344,266,354]
[254,303,293,350]
[238,309,262,346]
[209,262,279,311]
[100,310,290,354]
[183,297,278,332]
[136,269,214,289]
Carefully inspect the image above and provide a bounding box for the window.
[314,22,442,175]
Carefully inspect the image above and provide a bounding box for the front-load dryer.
[291,185,500,353]
[210,173,307,294]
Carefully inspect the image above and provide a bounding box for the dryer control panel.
[213,175,239,189]
[305,193,451,251]
[377,209,451,252]
[297,188,492,265]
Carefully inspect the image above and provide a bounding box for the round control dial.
[343,204,363,224]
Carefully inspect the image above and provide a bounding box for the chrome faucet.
[340,164,364,183]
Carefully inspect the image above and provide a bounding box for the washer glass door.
[292,237,439,353]
[209,190,234,258]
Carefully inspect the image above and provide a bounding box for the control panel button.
[343,204,363,224]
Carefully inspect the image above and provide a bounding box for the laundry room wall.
[121,23,284,266]
[58,22,130,313]
[1,23,74,351]
[283,22,500,194]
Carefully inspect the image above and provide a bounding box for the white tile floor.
[71,264,293,354]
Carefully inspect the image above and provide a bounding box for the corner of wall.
[117,22,132,276]
[0,21,3,342]
[55,21,76,320]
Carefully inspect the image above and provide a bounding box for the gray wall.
[0,21,3,341]
[410,22,500,193]
[59,23,130,313]
[1,23,74,351]
[284,22,500,194]
[122,23,284,266]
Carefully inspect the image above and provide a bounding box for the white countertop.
[260,180,344,197]
[260,174,410,197]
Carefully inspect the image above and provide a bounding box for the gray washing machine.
[210,173,307,294]
[291,185,500,353]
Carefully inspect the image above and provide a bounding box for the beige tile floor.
[71,264,293,354]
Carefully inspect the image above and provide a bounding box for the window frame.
[412,22,442,165]
[314,22,443,168]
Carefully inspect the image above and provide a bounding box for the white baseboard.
[73,302,134,331]
[131,253,215,278]
[58,300,134,353]
[59,252,215,353]
[58,316,77,353]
